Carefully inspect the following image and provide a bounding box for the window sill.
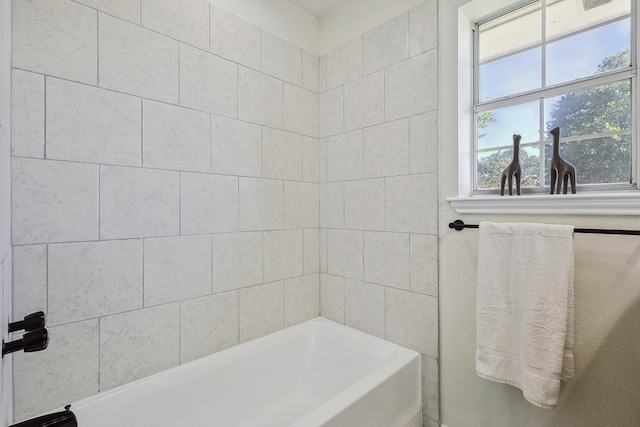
[447,191,640,216]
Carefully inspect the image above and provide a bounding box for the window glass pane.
[544,80,631,138]
[477,147,540,190]
[479,48,542,100]
[478,2,541,63]
[546,0,630,41]
[543,135,631,185]
[546,19,630,86]
[477,101,540,150]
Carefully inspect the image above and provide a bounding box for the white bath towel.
[475,221,575,409]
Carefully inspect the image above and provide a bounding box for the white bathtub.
[65,317,421,427]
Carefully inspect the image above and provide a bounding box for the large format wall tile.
[326,130,362,181]
[344,178,385,231]
[179,44,237,117]
[238,66,283,128]
[143,100,209,172]
[326,37,362,90]
[319,87,343,138]
[99,14,178,103]
[385,49,437,121]
[239,281,284,343]
[364,119,410,178]
[144,235,212,306]
[212,232,263,292]
[385,173,437,234]
[180,172,238,235]
[262,128,303,181]
[410,234,438,296]
[180,291,239,363]
[13,321,99,421]
[11,70,44,158]
[302,51,319,93]
[364,231,410,289]
[12,245,46,320]
[75,0,140,24]
[363,12,409,75]
[320,274,344,323]
[284,84,318,137]
[410,111,438,174]
[386,288,437,357]
[13,0,97,84]
[345,279,385,338]
[410,1,437,57]
[344,70,384,131]
[284,181,319,229]
[263,229,303,282]
[262,32,302,86]
[285,274,319,326]
[210,5,261,70]
[48,240,143,325]
[320,182,344,229]
[100,166,179,239]
[422,355,439,421]
[211,116,262,177]
[303,229,319,274]
[47,78,141,166]
[302,137,319,183]
[327,229,363,281]
[141,0,209,50]
[100,304,179,391]
[239,178,284,231]
[12,158,98,245]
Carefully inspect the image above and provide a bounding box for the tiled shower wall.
[317,2,439,426]
[11,0,320,420]
[1,1,12,425]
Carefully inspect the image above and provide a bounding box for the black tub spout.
[9,405,77,427]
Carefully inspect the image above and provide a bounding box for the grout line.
[237,289,241,344]
[141,239,145,308]
[43,76,47,159]
[11,65,327,140]
[177,43,180,104]
[97,317,101,391]
[97,164,101,239]
[45,244,49,315]
[210,235,214,294]
[140,100,144,167]
[96,11,100,86]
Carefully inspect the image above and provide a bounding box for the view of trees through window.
[474,0,633,192]
[477,50,631,189]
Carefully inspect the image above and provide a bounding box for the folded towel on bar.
[475,221,575,409]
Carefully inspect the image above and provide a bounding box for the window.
[473,0,635,194]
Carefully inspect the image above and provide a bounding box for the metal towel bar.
[448,220,640,236]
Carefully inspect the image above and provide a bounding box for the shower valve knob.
[9,311,46,333]
[2,327,49,356]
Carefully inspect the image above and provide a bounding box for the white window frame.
[446,0,640,215]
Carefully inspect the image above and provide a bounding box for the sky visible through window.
[478,18,630,153]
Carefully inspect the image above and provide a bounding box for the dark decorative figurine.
[500,134,521,196]
[549,127,576,194]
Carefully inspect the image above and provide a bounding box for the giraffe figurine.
[500,134,522,196]
[549,127,576,194]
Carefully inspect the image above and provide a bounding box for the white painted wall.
[439,1,640,426]
[209,0,423,56]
